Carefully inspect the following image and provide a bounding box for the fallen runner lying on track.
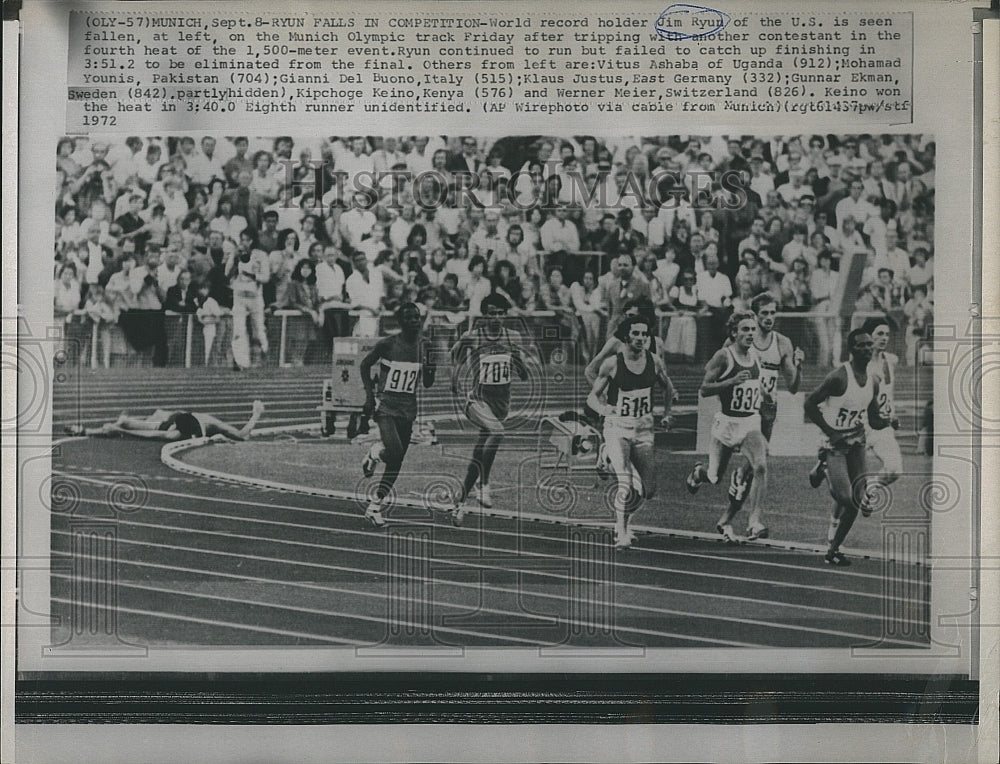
[64,400,265,442]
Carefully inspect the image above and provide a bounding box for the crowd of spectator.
[53,133,935,368]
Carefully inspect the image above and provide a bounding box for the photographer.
[225,232,271,369]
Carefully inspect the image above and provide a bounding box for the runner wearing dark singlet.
[449,292,529,526]
[359,302,436,527]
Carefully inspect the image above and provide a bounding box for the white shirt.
[696,270,733,308]
[315,261,346,302]
[539,218,581,253]
[156,263,183,291]
[389,218,414,252]
[345,268,385,311]
[835,195,877,228]
[339,209,376,247]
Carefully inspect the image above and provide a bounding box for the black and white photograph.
[6,0,997,761]
[46,131,938,650]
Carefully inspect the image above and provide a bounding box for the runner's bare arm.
[700,349,747,397]
[779,333,805,394]
[584,335,620,382]
[586,356,617,418]
[804,367,850,441]
[507,329,530,381]
[867,377,890,430]
[359,338,390,399]
[652,353,676,420]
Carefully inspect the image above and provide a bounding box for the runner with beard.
[587,315,674,548]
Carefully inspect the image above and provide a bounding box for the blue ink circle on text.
[654,3,731,41]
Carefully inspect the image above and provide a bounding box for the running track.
[48,366,930,648]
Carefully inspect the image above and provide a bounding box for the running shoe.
[62,425,86,437]
[717,523,741,544]
[746,524,769,541]
[824,550,851,567]
[364,500,386,528]
[361,449,379,478]
[451,501,469,527]
[808,458,827,488]
[685,462,705,494]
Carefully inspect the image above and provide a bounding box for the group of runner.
[70,295,904,568]
[358,296,903,567]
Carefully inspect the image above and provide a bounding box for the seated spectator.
[423,247,450,288]
[54,263,82,323]
[810,249,840,366]
[908,245,933,290]
[780,257,812,311]
[663,270,707,361]
[435,273,466,314]
[872,267,906,311]
[492,259,525,311]
[464,255,492,317]
[780,225,815,272]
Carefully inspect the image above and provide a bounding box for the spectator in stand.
[864,198,897,260]
[257,210,282,254]
[285,258,323,366]
[222,137,253,187]
[194,281,225,365]
[735,248,768,295]
[654,245,681,295]
[82,283,117,368]
[164,270,197,313]
[54,263,82,323]
[570,269,606,360]
[345,250,385,337]
[435,272,466,320]
[874,228,911,283]
[731,279,756,313]
[603,252,651,338]
[903,283,933,365]
[780,224,815,273]
[210,197,248,241]
[225,235,270,369]
[267,230,302,309]
[908,245,933,290]
[464,255,492,318]
[491,259,524,311]
[810,249,840,366]
[539,265,579,344]
[316,245,348,341]
[423,247,450,289]
[828,214,868,268]
[835,176,877,229]
[105,254,138,313]
[663,270,706,361]
[780,257,813,311]
[540,204,581,274]
[638,253,666,306]
[445,239,473,291]
[697,248,734,347]
[871,267,906,312]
